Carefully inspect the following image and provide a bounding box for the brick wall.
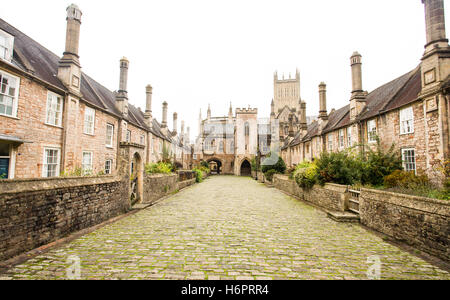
[0,176,129,262]
[360,188,450,262]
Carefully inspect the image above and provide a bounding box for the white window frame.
[367,119,377,143]
[402,148,416,174]
[339,129,345,149]
[105,159,113,175]
[400,106,414,135]
[347,127,352,147]
[82,151,93,175]
[42,147,60,178]
[84,106,96,135]
[126,130,131,143]
[328,134,333,152]
[0,30,14,62]
[140,134,145,145]
[45,91,63,127]
[0,70,20,118]
[106,124,114,148]
[193,154,198,160]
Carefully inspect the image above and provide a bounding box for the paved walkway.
[2,176,449,280]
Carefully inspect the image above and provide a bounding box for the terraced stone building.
[281,0,450,184]
[0,4,193,180]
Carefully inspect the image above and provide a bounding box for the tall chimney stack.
[115,57,129,117]
[319,82,328,121]
[58,4,82,93]
[162,102,168,128]
[186,126,190,144]
[351,52,363,93]
[173,112,178,135]
[144,85,153,127]
[423,0,448,52]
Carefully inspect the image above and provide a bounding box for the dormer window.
[0,30,14,62]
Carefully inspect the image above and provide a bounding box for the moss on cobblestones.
[3,176,449,280]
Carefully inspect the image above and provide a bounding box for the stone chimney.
[172,112,178,136]
[207,104,211,120]
[58,4,82,94]
[319,82,328,121]
[144,85,153,127]
[228,102,233,120]
[423,0,448,53]
[288,114,295,138]
[115,57,129,118]
[186,126,190,144]
[162,102,168,128]
[349,52,367,121]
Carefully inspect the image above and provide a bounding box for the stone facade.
[0,176,128,261]
[0,4,193,182]
[280,0,450,185]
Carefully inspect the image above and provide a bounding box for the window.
[46,92,63,126]
[82,152,93,175]
[159,142,162,153]
[347,127,352,147]
[193,154,198,160]
[84,107,95,135]
[328,134,333,151]
[126,130,131,142]
[106,124,114,147]
[0,31,13,62]
[105,159,112,175]
[140,135,145,145]
[400,107,414,135]
[402,149,416,173]
[0,71,19,117]
[219,141,224,152]
[339,129,345,148]
[316,138,321,152]
[42,148,60,178]
[367,119,377,143]
[245,122,250,136]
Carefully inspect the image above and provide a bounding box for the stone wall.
[0,176,128,262]
[273,174,450,262]
[273,175,348,212]
[142,171,196,205]
[359,188,450,262]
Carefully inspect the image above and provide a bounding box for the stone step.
[327,210,360,223]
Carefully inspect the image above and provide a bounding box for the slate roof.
[285,66,423,148]
[0,18,172,142]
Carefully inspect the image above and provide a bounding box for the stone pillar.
[351,52,363,93]
[162,102,168,128]
[319,82,328,121]
[423,0,447,48]
[186,126,190,144]
[119,57,129,95]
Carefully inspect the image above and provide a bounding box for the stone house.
[281,0,449,184]
[0,4,192,180]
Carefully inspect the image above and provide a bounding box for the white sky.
[2,0,449,138]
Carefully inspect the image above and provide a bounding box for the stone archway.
[130,152,144,205]
[207,158,223,175]
[240,159,252,177]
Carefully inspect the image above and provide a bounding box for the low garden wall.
[360,188,450,262]
[142,171,196,205]
[0,176,128,262]
[273,175,348,212]
[272,174,450,262]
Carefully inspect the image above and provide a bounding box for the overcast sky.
[2,0,449,138]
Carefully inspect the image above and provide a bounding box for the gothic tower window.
[245,122,250,136]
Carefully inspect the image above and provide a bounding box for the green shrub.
[264,169,277,182]
[384,170,430,189]
[315,151,357,186]
[359,141,403,186]
[194,169,204,183]
[294,162,318,190]
[251,157,260,172]
[145,162,173,174]
[261,152,286,174]
[200,161,210,169]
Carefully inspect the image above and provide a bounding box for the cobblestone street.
[2,176,449,280]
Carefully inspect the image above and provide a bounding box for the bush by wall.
[294,162,318,190]
[145,162,174,174]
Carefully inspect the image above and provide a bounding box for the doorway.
[240,159,251,177]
